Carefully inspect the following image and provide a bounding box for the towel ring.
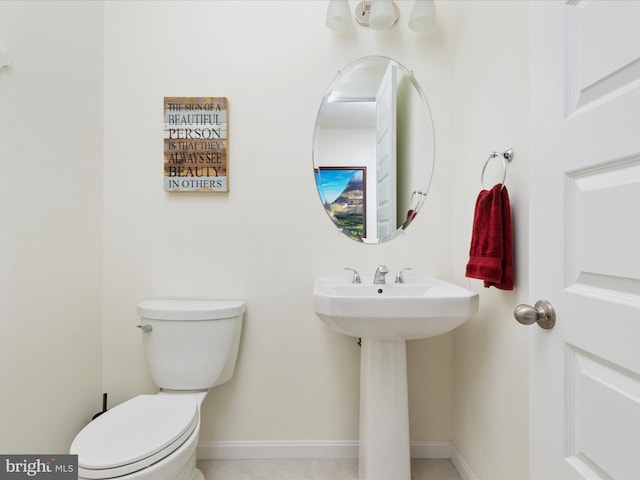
[480,148,514,190]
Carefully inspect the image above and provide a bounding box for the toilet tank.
[137,299,245,390]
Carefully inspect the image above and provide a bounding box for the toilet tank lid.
[138,299,246,320]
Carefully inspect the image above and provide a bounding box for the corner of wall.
[448,1,530,478]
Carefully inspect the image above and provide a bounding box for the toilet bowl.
[71,392,204,479]
[70,299,245,480]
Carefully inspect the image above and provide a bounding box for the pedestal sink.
[313,276,478,480]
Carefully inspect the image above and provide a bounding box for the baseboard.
[197,440,359,460]
[410,441,451,459]
[197,440,452,461]
[450,443,477,480]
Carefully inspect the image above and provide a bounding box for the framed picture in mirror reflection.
[314,167,366,240]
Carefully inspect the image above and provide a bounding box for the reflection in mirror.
[313,56,435,243]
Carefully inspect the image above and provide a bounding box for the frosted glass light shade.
[409,0,435,32]
[369,0,398,30]
[326,0,352,31]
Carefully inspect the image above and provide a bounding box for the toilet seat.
[71,395,199,479]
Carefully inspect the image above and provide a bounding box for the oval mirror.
[313,56,435,243]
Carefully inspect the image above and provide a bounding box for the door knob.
[514,300,556,329]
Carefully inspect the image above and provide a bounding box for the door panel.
[565,346,640,479]
[567,161,640,300]
[567,1,640,112]
[530,1,640,478]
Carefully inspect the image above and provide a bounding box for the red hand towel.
[465,184,514,290]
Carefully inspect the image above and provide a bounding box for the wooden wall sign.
[163,97,229,192]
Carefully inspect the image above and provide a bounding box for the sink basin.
[313,276,479,340]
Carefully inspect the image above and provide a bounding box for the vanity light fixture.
[367,0,398,30]
[408,0,436,32]
[354,0,398,29]
[326,0,352,31]
[327,0,435,32]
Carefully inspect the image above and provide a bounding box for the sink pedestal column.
[359,339,411,480]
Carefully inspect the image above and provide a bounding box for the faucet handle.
[395,267,412,283]
[344,267,361,284]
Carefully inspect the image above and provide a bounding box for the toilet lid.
[70,395,198,478]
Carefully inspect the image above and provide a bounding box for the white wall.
[102,0,457,447]
[0,2,533,473]
[449,2,530,478]
[0,1,103,452]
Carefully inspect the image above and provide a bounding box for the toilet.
[70,299,245,480]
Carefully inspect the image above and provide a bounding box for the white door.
[530,1,640,478]
[375,62,397,241]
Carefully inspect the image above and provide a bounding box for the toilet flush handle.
[136,324,152,333]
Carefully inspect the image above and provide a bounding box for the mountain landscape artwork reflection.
[315,167,366,240]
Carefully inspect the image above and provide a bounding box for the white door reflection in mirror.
[375,62,397,241]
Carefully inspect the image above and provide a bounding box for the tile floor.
[197,458,462,480]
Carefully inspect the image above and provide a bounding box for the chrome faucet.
[373,265,389,284]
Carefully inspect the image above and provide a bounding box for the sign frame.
[163,96,229,192]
